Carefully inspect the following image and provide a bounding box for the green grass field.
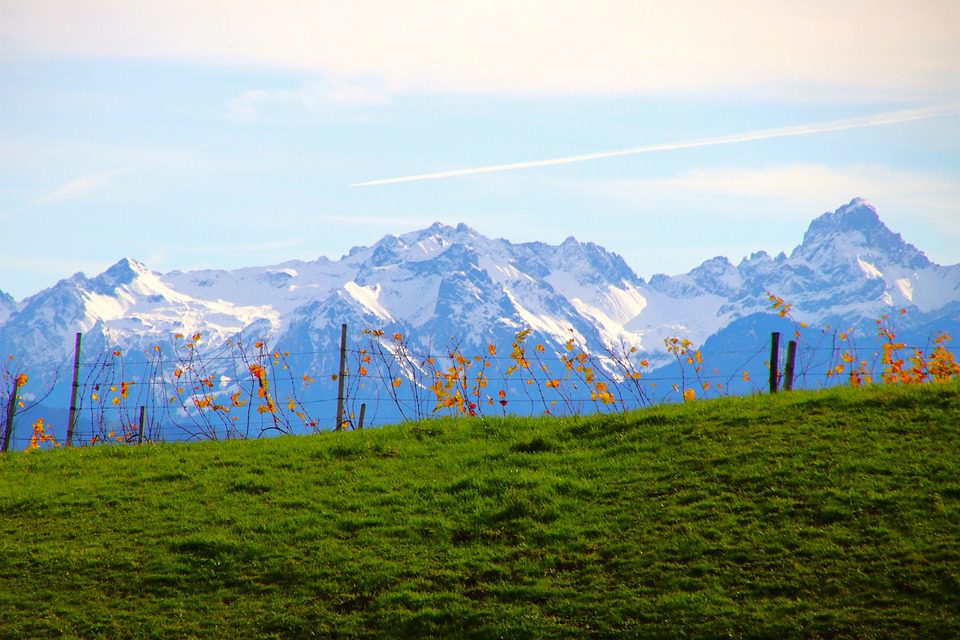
[1,383,958,639]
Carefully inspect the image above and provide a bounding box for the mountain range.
[2,198,959,437]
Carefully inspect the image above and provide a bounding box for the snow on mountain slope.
[83,259,277,334]
[0,258,280,380]
[625,288,733,352]
[163,258,349,314]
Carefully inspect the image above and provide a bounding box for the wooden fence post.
[358,403,366,430]
[783,340,798,392]
[335,323,347,431]
[138,406,146,444]
[769,332,781,394]
[1,380,18,452]
[66,332,82,447]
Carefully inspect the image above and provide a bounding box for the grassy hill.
[1,383,958,639]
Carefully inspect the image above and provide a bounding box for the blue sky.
[1,1,959,300]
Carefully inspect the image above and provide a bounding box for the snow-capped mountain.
[2,198,958,433]
[647,198,959,321]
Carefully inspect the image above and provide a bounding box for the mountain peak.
[397,221,482,245]
[805,197,881,236]
[97,258,149,288]
[796,198,930,269]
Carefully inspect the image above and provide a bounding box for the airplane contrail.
[351,102,960,187]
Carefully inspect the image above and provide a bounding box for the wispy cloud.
[184,239,307,254]
[320,214,437,227]
[226,78,392,122]
[33,168,131,205]
[594,163,959,210]
[352,103,960,186]
[4,2,958,99]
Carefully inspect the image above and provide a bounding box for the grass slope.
[1,383,959,639]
